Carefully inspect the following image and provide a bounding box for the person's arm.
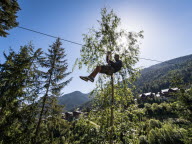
[106,51,111,64]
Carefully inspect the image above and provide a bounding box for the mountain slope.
[135,54,192,93]
[58,91,91,111]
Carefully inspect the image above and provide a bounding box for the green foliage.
[0,44,43,143]
[0,39,72,143]
[143,102,177,120]
[75,7,142,144]
[177,87,192,121]
[1,6,192,144]
[148,119,162,130]
[148,124,186,144]
[135,55,192,93]
[71,87,192,143]
[139,135,148,144]
[68,119,100,144]
[35,38,72,142]
[76,7,143,75]
[0,0,20,37]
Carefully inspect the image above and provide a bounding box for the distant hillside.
[141,54,192,75]
[58,91,91,111]
[135,54,192,93]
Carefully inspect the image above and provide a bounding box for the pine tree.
[0,44,43,143]
[35,38,72,142]
[0,0,20,37]
[18,45,44,143]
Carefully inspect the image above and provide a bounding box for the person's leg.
[80,66,101,82]
[80,66,115,82]
[89,66,101,78]
[79,76,89,81]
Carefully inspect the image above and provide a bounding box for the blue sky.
[0,0,192,94]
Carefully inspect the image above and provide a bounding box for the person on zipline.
[80,51,122,82]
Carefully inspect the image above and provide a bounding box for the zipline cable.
[18,26,84,46]
[139,57,174,64]
[17,26,176,65]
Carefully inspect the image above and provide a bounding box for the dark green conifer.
[0,0,20,37]
[0,44,43,143]
[35,38,72,142]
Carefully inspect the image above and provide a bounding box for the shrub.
[148,124,186,144]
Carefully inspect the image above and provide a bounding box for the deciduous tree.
[76,7,143,143]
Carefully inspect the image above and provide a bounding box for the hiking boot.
[88,76,94,82]
[80,76,89,82]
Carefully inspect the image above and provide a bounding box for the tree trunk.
[34,72,52,142]
[109,74,114,144]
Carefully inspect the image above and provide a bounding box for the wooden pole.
[109,74,114,144]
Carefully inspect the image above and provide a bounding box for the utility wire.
[17,26,176,65]
[139,57,174,65]
[140,58,162,63]
[18,26,84,46]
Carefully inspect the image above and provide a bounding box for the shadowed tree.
[0,0,20,37]
[0,44,43,143]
